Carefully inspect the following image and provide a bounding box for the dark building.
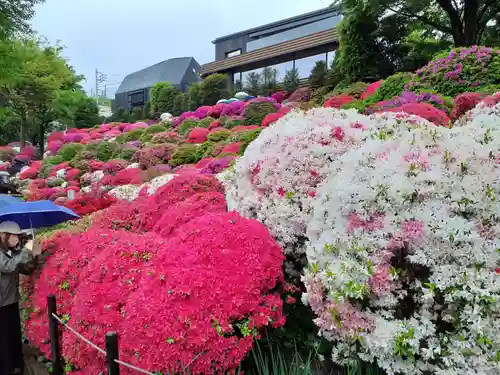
[200,7,341,87]
[113,57,201,111]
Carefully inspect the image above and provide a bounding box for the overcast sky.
[31,0,330,97]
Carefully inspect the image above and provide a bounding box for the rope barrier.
[51,312,155,375]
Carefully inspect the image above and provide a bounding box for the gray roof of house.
[212,7,339,43]
[115,57,195,94]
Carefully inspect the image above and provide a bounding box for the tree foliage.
[283,68,300,93]
[0,38,90,154]
[0,0,45,38]
[149,81,179,115]
[200,73,230,105]
[244,72,262,96]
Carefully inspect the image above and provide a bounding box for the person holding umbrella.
[0,221,42,375]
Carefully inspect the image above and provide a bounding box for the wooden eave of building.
[201,28,339,77]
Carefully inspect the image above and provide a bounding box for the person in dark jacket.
[0,221,40,375]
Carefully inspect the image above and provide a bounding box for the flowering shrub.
[383,103,451,127]
[243,101,278,126]
[360,80,382,100]
[304,106,500,374]
[287,87,311,102]
[450,92,486,120]
[119,212,285,374]
[131,144,177,169]
[59,191,116,216]
[102,159,128,174]
[154,192,227,238]
[186,127,209,144]
[323,95,356,109]
[261,112,286,127]
[222,108,434,260]
[408,46,500,96]
[62,231,168,374]
[367,91,453,115]
[100,168,145,187]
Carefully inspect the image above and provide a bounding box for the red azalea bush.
[19,167,40,180]
[60,191,116,216]
[271,91,287,103]
[483,92,500,107]
[186,127,209,144]
[152,131,183,144]
[132,144,177,169]
[61,231,168,374]
[154,192,227,238]
[221,142,242,154]
[384,103,451,127]
[450,92,486,120]
[47,131,64,143]
[323,95,356,109]
[102,159,128,174]
[99,168,145,186]
[361,80,382,100]
[261,112,285,127]
[119,212,285,374]
[26,230,117,355]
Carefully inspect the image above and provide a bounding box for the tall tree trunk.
[463,0,480,45]
[19,117,26,150]
[39,123,45,158]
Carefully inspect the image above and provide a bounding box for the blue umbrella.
[0,200,79,230]
[0,194,22,208]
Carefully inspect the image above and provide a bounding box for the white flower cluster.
[304,101,500,374]
[223,107,432,256]
[108,173,177,202]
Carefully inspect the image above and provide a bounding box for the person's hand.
[32,241,42,256]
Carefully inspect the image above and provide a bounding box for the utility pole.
[95,68,107,106]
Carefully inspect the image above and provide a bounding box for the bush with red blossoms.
[100,168,146,187]
[61,231,168,373]
[154,192,227,238]
[102,159,129,174]
[151,131,182,144]
[482,92,500,106]
[131,144,177,169]
[26,229,128,355]
[59,191,116,216]
[271,91,287,103]
[221,142,242,154]
[450,92,486,120]
[186,127,209,143]
[47,131,64,143]
[119,212,285,374]
[323,95,356,109]
[382,102,451,126]
[360,80,382,100]
[261,112,285,127]
[19,167,40,180]
[48,141,63,154]
[63,133,85,143]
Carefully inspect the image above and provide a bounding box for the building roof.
[212,7,338,43]
[115,57,196,95]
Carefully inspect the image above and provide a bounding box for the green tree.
[283,68,300,93]
[187,83,202,111]
[130,106,143,122]
[0,38,83,154]
[309,60,328,89]
[172,92,188,116]
[149,81,178,115]
[262,67,278,95]
[200,74,230,105]
[0,0,45,38]
[332,0,500,48]
[244,72,262,96]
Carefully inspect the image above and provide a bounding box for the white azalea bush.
[223,107,432,259]
[304,104,500,374]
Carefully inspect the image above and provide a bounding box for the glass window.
[129,91,144,105]
[246,16,339,52]
[226,49,242,58]
[294,53,328,79]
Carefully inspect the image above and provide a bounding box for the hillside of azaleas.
[3,46,500,374]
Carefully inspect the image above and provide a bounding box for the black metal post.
[47,295,62,375]
[106,332,120,375]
